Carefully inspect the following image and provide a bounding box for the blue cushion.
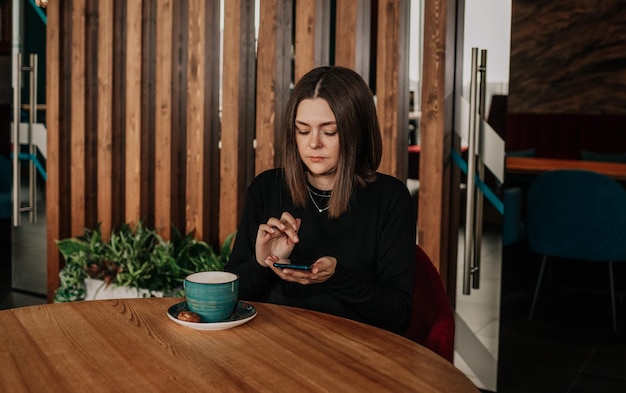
[0,155,11,219]
[502,188,523,247]
[526,170,626,262]
[580,150,626,163]
[506,148,537,158]
[0,155,10,192]
[0,192,10,219]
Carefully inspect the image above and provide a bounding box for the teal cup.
[184,271,239,323]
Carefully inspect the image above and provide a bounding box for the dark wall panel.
[509,0,626,115]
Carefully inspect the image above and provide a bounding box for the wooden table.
[0,298,477,393]
[506,156,626,181]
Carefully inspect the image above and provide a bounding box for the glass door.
[452,1,511,391]
[10,0,48,296]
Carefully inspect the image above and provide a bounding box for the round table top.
[0,298,477,392]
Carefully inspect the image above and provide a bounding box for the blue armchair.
[525,169,626,331]
[0,155,11,219]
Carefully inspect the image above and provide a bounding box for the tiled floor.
[2,188,626,392]
[455,224,502,391]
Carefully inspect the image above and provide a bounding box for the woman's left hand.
[264,255,336,284]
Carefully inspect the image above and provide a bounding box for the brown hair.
[281,66,383,218]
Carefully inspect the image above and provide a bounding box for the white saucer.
[167,301,256,330]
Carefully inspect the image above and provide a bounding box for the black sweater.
[225,169,416,334]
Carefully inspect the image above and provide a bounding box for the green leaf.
[54,221,236,300]
[56,238,91,259]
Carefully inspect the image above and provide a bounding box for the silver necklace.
[307,186,330,213]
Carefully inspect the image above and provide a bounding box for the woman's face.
[295,98,340,190]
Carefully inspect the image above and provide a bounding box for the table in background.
[0,298,477,392]
[506,156,626,181]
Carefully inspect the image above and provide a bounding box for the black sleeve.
[324,179,416,334]
[224,173,277,301]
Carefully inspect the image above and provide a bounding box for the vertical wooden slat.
[70,0,86,235]
[140,1,157,228]
[239,2,257,196]
[294,0,331,82]
[111,1,127,229]
[97,0,114,240]
[202,0,222,248]
[170,0,188,234]
[186,0,205,237]
[46,0,60,302]
[255,0,293,174]
[85,1,100,230]
[155,0,173,238]
[294,0,317,82]
[125,0,143,226]
[334,1,357,67]
[220,1,257,243]
[418,0,458,291]
[274,0,294,170]
[397,0,410,181]
[376,0,409,180]
[221,0,242,243]
[60,3,73,251]
[334,0,372,79]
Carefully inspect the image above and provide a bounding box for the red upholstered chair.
[404,245,455,363]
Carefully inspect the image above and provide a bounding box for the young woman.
[225,66,416,334]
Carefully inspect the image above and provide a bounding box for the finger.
[281,268,314,280]
[265,217,289,233]
[265,255,279,263]
[258,223,278,235]
[279,272,306,284]
[280,212,299,231]
[266,216,299,243]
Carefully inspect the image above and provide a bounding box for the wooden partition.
[45,0,410,301]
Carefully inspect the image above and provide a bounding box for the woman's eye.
[323,129,338,136]
[296,128,310,135]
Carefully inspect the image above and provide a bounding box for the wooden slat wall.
[294,0,330,82]
[70,0,86,235]
[334,0,371,80]
[203,0,223,248]
[45,1,60,300]
[85,1,100,230]
[417,0,459,294]
[154,0,172,239]
[186,0,206,238]
[220,0,256,242]
[376,0,409,180]
[97,0,114,241]
[126,0,143,225]
[255,0,293,174]
[45,0,410,301]
[140,1,157,231]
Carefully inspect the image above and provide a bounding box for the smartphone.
[273,260,313,270]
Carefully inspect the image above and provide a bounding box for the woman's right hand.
[255,212,301,267]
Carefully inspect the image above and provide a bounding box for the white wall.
[410,0,511,109]
[409,0,423,98]
[463,0,512,95]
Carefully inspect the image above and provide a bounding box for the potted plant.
[54,221,235,302]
